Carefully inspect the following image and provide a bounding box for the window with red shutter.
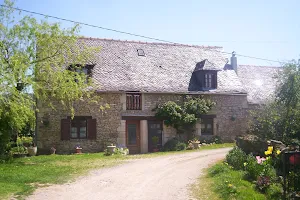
[62,116,96,140]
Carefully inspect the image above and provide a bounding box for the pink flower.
[256,156,266,164]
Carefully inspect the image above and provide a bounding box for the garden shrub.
[10,146,28,154]
[212,136,223,144]
[208,163,230,177]
[176,142,186,151]
[163,138,178,151]
[266,183,283,200]
[256,175,271,192]
[226,147,247,170]
[244,154,264,181]
[163,138,187,151]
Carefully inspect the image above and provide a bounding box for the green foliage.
[265,183,283,200]
[154,97,215,135]
[0,0,102,159]
[250,59,300,143]
[208,163,266,200]
[225,147,247,170]
[151,136,159,146]
[208,162,230,177]
[176,142,186,151]
[183,98,215,118]
[244,155,264,181]
[16,136,33,146]
[163,138,186,151]
[10,146,27,154]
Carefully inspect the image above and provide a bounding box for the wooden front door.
[148,120,163,152]
[126,120,140,154]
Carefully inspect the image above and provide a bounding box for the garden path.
[27,148,231,200]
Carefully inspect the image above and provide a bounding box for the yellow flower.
[276,150,281,155]
[267,146,273,153]
[228,184,233,187]
[244,162,247,166]
[265,150,272,156]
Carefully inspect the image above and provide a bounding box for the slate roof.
[237,65,282,104]
[80,38,246,94]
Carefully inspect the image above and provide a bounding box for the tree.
[249,59,300,144]
[154,97,215,140]
[0,0,101,159]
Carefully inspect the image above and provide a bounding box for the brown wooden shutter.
[87,118,97,140]
[61,119,71,140]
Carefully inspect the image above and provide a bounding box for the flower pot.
[107,146,116,154]
[27,146,37,156]
[76,147,82,154]
[289,154,300,165]
[192,142,200,149]
[153,148,159,152]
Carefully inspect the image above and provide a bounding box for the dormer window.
[204,73,216,89]
[188,60,218,91]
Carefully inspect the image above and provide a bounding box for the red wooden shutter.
[61,119,71,140]
[87,118,97,140]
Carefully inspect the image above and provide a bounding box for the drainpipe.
[34,96,38,147]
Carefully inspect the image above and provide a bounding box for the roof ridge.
[239,64,282,68]
[78,36,223,49]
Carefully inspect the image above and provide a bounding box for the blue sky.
[4,0,300,66]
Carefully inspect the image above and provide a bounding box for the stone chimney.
[231,51,237,72]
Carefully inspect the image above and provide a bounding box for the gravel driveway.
[27,148,231,200]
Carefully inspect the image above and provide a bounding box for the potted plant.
[75,145,82,154]
[191,137,200,149]
[107,143,116,154]
[152,136,160,152]
[27,142,37,156]
[50,147,56,154]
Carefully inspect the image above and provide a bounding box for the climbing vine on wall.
[154,97,215,137]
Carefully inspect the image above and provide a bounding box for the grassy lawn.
[192,162,266,200]
[0,143,234,199]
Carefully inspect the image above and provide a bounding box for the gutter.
[95,90,247,96]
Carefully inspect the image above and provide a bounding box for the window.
[201,118,213,135]
[71,117,87,139]
[204,73,216,89]
[137,49,145,56]
[61,116,97,140]
[126,93,142,110]
[67,64,94,83]
[192,70,217,91]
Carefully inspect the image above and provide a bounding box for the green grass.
[0,143,234,199]
[192,162,266,200]
[191,171,221,200]
[0,153,127,199]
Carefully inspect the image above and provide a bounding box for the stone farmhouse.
[37,38,281,154]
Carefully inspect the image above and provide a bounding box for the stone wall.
[37,93,122,154]
[37,92,251,154]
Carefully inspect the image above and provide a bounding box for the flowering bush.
[226,147,247,170]
[256,175,271,192]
